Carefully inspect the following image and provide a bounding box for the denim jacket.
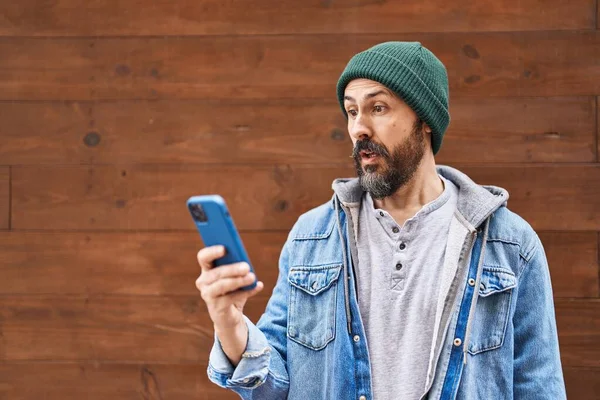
[207,165,566,399]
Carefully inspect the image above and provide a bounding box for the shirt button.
[395,263,402,270]
[468,278,475,286]
[359,396,367,400]
[454,338,462,347]
[392,226,399,233]
[379,211,384,217]
[353,335,360,343]
[399,242,406,250]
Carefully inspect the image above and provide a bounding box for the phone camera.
[189,204,208,222]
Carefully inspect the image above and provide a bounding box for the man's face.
[343,79,430,199]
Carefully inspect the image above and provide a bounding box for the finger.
[197,245,226,271]
[201,262,251,286]
[225,280,265,305]
[203,273,257,299]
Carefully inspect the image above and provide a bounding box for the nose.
[348,114,372,142]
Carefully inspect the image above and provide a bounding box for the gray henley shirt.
[355,175,458,399]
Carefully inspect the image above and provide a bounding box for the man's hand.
[196,245,264,365]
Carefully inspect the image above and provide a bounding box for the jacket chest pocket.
[468,267,517,355]
[287,264,342,351]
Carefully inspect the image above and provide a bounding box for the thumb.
[246,281,265,298]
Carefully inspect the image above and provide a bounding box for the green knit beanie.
[336,41,450,155]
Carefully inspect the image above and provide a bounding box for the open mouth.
[360,150,379,161]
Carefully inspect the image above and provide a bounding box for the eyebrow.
[343,90,390,103]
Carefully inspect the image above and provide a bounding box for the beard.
[352,119,426,200]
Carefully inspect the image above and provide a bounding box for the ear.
[424,123,432,134]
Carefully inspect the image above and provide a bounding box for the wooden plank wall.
[0,1,598,398]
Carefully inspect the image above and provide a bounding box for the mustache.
[351,139,389,159]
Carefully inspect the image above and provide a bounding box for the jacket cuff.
[207,315,271,389]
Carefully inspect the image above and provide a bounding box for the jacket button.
[468,278,475,286]
[480,283,486,291]
[311,281,319,291]
[454,338,462,347]
[353,335,360,343]
[359,396,367,400]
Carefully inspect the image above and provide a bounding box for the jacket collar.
[331,165,509,229]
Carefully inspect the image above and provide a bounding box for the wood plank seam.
[0,97,594,104]
[6,162,600,168]
[3,29,600,38]
[0,293,585,301]
[594,95,600,162]
[8,165,11,230]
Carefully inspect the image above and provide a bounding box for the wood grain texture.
[0,363,596,400]
[556,299,600,368]
[11,164,351,231]
[538,232,599,298]
[461,165,600,231]
[0,231,284,296]
[440,97,596,164]
[0,0,594,36]
[564,367,600,400]
[0,362,237,400]
[0,97,595,165]
[0,296,596,366]
[0,231,595,299]
[11,164,600,231]
[0,167,8,229]
[0,294,267,362]
[2,31,600,101]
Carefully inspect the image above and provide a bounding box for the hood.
[331,165,509,229]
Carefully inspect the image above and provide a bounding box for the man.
[196,42,566,399]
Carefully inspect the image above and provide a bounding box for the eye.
[347,109,358,117]
[374,105,386,113]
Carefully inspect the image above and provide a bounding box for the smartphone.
[187,195,257,291]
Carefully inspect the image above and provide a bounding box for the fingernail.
[240,263,250,272]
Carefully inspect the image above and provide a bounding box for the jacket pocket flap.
[288,265,342,296]
[291,216,336,240]
[478,267,517,297]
